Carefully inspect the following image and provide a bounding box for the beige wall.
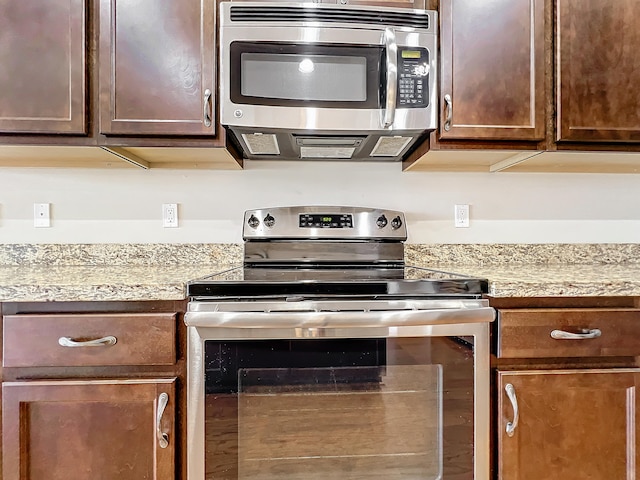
[1,160,639,244]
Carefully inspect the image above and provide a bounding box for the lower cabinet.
[0,305,184,480]
[497,369,640,480]
[493,304,640,480]
[2,378,176,480]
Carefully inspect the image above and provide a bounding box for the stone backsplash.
[1,243,639,267]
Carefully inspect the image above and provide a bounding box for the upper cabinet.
[98,0,216,136]
[556,0,640,143]
[0,0,87,134]
[438,0,545,141]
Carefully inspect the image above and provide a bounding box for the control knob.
[391,215,403,230]
[263,214,275,228]
[376,214,388,228]
[247,214,260,229]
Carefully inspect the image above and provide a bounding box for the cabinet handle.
[203,88,212,127]
[58,336,117,347]
[443,94,452,131]
[156,392,170,449]
[505,383,519,437]
[550,328,602,340]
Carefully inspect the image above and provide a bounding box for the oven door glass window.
[229,42,383,108]
[204,337,474,479]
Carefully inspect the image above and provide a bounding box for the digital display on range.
[299,214,353,228]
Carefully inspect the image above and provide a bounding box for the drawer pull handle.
[550,328,602,340]
[505,383,519,437]
[157,392,170,449]
[58,336,117,347]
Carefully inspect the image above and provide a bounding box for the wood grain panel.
[3,313,176,367]
[99,0,215,135]
[497,369,640,480]
[557,0,640,142]
[497,308,640,358]
[0,0,86,134]
[439,0,545,140]
[2,379,175,480]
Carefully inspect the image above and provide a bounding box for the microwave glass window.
[240,53,367,102]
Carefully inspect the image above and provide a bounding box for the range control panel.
[397,47,430,108]
[243,206,407,240]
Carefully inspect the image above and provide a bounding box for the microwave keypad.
[398,48,429,107]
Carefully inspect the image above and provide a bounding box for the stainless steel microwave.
[219,2,438,161]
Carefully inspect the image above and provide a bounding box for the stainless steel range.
[185,206,494,480]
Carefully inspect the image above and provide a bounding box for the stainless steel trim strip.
[185,306,495,329]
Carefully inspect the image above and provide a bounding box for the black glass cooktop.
[187,265,488,299]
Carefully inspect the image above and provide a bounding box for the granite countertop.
[0,264,235,302]
[0,244,240,303]
[1,243,639,302]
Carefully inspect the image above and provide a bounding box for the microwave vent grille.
[229,6,431,29]
[370,136,412,157]
[300,146,356,158]
[242,133,280,155]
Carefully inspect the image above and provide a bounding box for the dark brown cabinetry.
[439,0,545,141]
[493,304,640,479]
[3,379,176,480]
[1,306,184,480]
[556,0,640,143]
[497,369,640,479]
[98,0,216,136]
[0,0,87,134]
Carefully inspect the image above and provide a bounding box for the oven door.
[186,300,493,480]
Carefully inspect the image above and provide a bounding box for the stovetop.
[186,264,488,299]
[187,206,488,300]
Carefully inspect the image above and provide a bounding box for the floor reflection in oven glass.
[205,337,474,480]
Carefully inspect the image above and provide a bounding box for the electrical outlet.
[163,203,178,228]
[34,203,51,228]
[454,204,470,228]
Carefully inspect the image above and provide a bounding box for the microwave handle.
[382,28,397,128]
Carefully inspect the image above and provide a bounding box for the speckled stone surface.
[0,244,241,302]
[0,243,241,266]
[1,243,640,301]
[405,244,640,297]
[405,244,640,265]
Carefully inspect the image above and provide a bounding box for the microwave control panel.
[397,47,430,108]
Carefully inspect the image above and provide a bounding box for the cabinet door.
[0,0,86,134]
[439,0,545,141]
[497,369,640,480]
[556,0,640,142]
[99,0,215,135]
[2,378,176,480]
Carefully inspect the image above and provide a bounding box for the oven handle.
[185,306,495,328]
[382,27,397,128]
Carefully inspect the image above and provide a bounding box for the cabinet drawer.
[497,308,640,358]
[3,313,176,367]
